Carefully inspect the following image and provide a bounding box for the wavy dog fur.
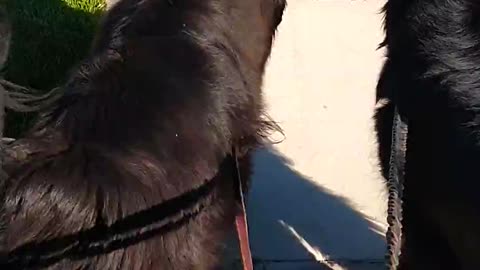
[376,0,480,269]
[0,0,286,269]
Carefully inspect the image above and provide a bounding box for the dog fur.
[0,0,286,269]
[376,0,480,269]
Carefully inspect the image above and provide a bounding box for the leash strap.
[232,146,254,270]
[385,106,408,270]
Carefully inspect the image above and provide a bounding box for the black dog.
[0,0,286,269]
[376,0,480,269]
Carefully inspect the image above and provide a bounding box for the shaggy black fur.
[376,0,480,269]
[0,0,286,269]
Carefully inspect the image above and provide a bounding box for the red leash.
[235,201,253,270]
[233,147,254,270]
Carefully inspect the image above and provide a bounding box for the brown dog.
[0,0,286,269]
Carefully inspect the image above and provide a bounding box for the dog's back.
[0,0,286,269]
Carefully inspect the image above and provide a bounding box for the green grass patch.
[4,0,105,137]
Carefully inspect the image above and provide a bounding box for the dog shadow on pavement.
[224,147,386,270]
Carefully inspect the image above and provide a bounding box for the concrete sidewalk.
[226,1,388,269]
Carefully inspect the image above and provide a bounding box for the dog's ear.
[0,5,10,69]
[273,0,286,28]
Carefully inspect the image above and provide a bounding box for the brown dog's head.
[1,1,287,269]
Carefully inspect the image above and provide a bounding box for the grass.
[4,0,105,137]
